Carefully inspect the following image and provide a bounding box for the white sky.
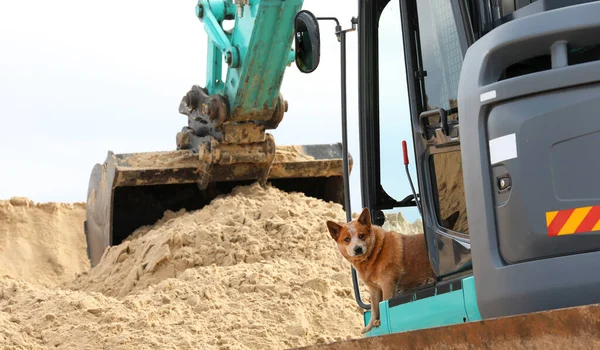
[0,0,420,223]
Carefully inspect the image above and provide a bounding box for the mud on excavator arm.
[84,0,351,267]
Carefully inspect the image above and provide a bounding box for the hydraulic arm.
[177,0,304,189]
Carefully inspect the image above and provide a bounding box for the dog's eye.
[359,234,364,239]
[344,237,350,242]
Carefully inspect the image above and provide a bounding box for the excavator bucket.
[84,143,351,267]
[293,303,600,350]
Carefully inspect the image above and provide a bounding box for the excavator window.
[375,0,469,235]
[415,0,469,235]
[359,0,473,277]
[377,0,422,226]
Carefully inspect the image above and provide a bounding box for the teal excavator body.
[198,0,299,115]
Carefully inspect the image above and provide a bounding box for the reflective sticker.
[546,205,600,236]
[489,133,517,165]
[480,90,496,102]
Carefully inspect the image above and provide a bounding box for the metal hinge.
[415,69,427,79]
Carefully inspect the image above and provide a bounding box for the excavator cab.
[352,0,477,335]
[359,0,600,339]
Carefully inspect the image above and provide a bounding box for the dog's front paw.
[360,319,381,334]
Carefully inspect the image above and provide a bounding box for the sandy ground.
[0,198,89,287]
[0,183,424,350]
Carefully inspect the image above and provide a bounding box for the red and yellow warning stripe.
[546,205,600,236]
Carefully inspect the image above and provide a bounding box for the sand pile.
[0,198,89,287]
[66,184,357,298]
[382,212,422,235]
[0,183,425,349]
[1,184,377,349]
[273,146,315,162]
[0,264,358,349]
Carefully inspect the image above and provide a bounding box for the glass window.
[416,0,463,113]
[377,0,422,227]
[429,151,469,234]
[377,0,469,235]
[416,0,469,235]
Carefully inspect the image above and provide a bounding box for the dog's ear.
[357,208,371,228]
[326,221,342,240]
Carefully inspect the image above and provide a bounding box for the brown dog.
[326,208,435,334]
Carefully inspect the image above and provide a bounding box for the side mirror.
[294,10,321,73]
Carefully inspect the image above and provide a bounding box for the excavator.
[84,0,600,348]
[296,0,600,348]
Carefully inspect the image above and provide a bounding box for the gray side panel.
[458,1,600,319]
[488,85,600,263]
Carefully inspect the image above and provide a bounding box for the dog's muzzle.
[354,246,363,255]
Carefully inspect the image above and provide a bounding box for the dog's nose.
[354,246,363,255]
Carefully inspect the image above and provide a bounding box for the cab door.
[408,0,474,277]
[358,0,473,279]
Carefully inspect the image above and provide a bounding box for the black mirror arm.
[315,15,368,311]
[317,16,357,42]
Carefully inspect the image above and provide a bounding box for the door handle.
[419,108,450,138]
